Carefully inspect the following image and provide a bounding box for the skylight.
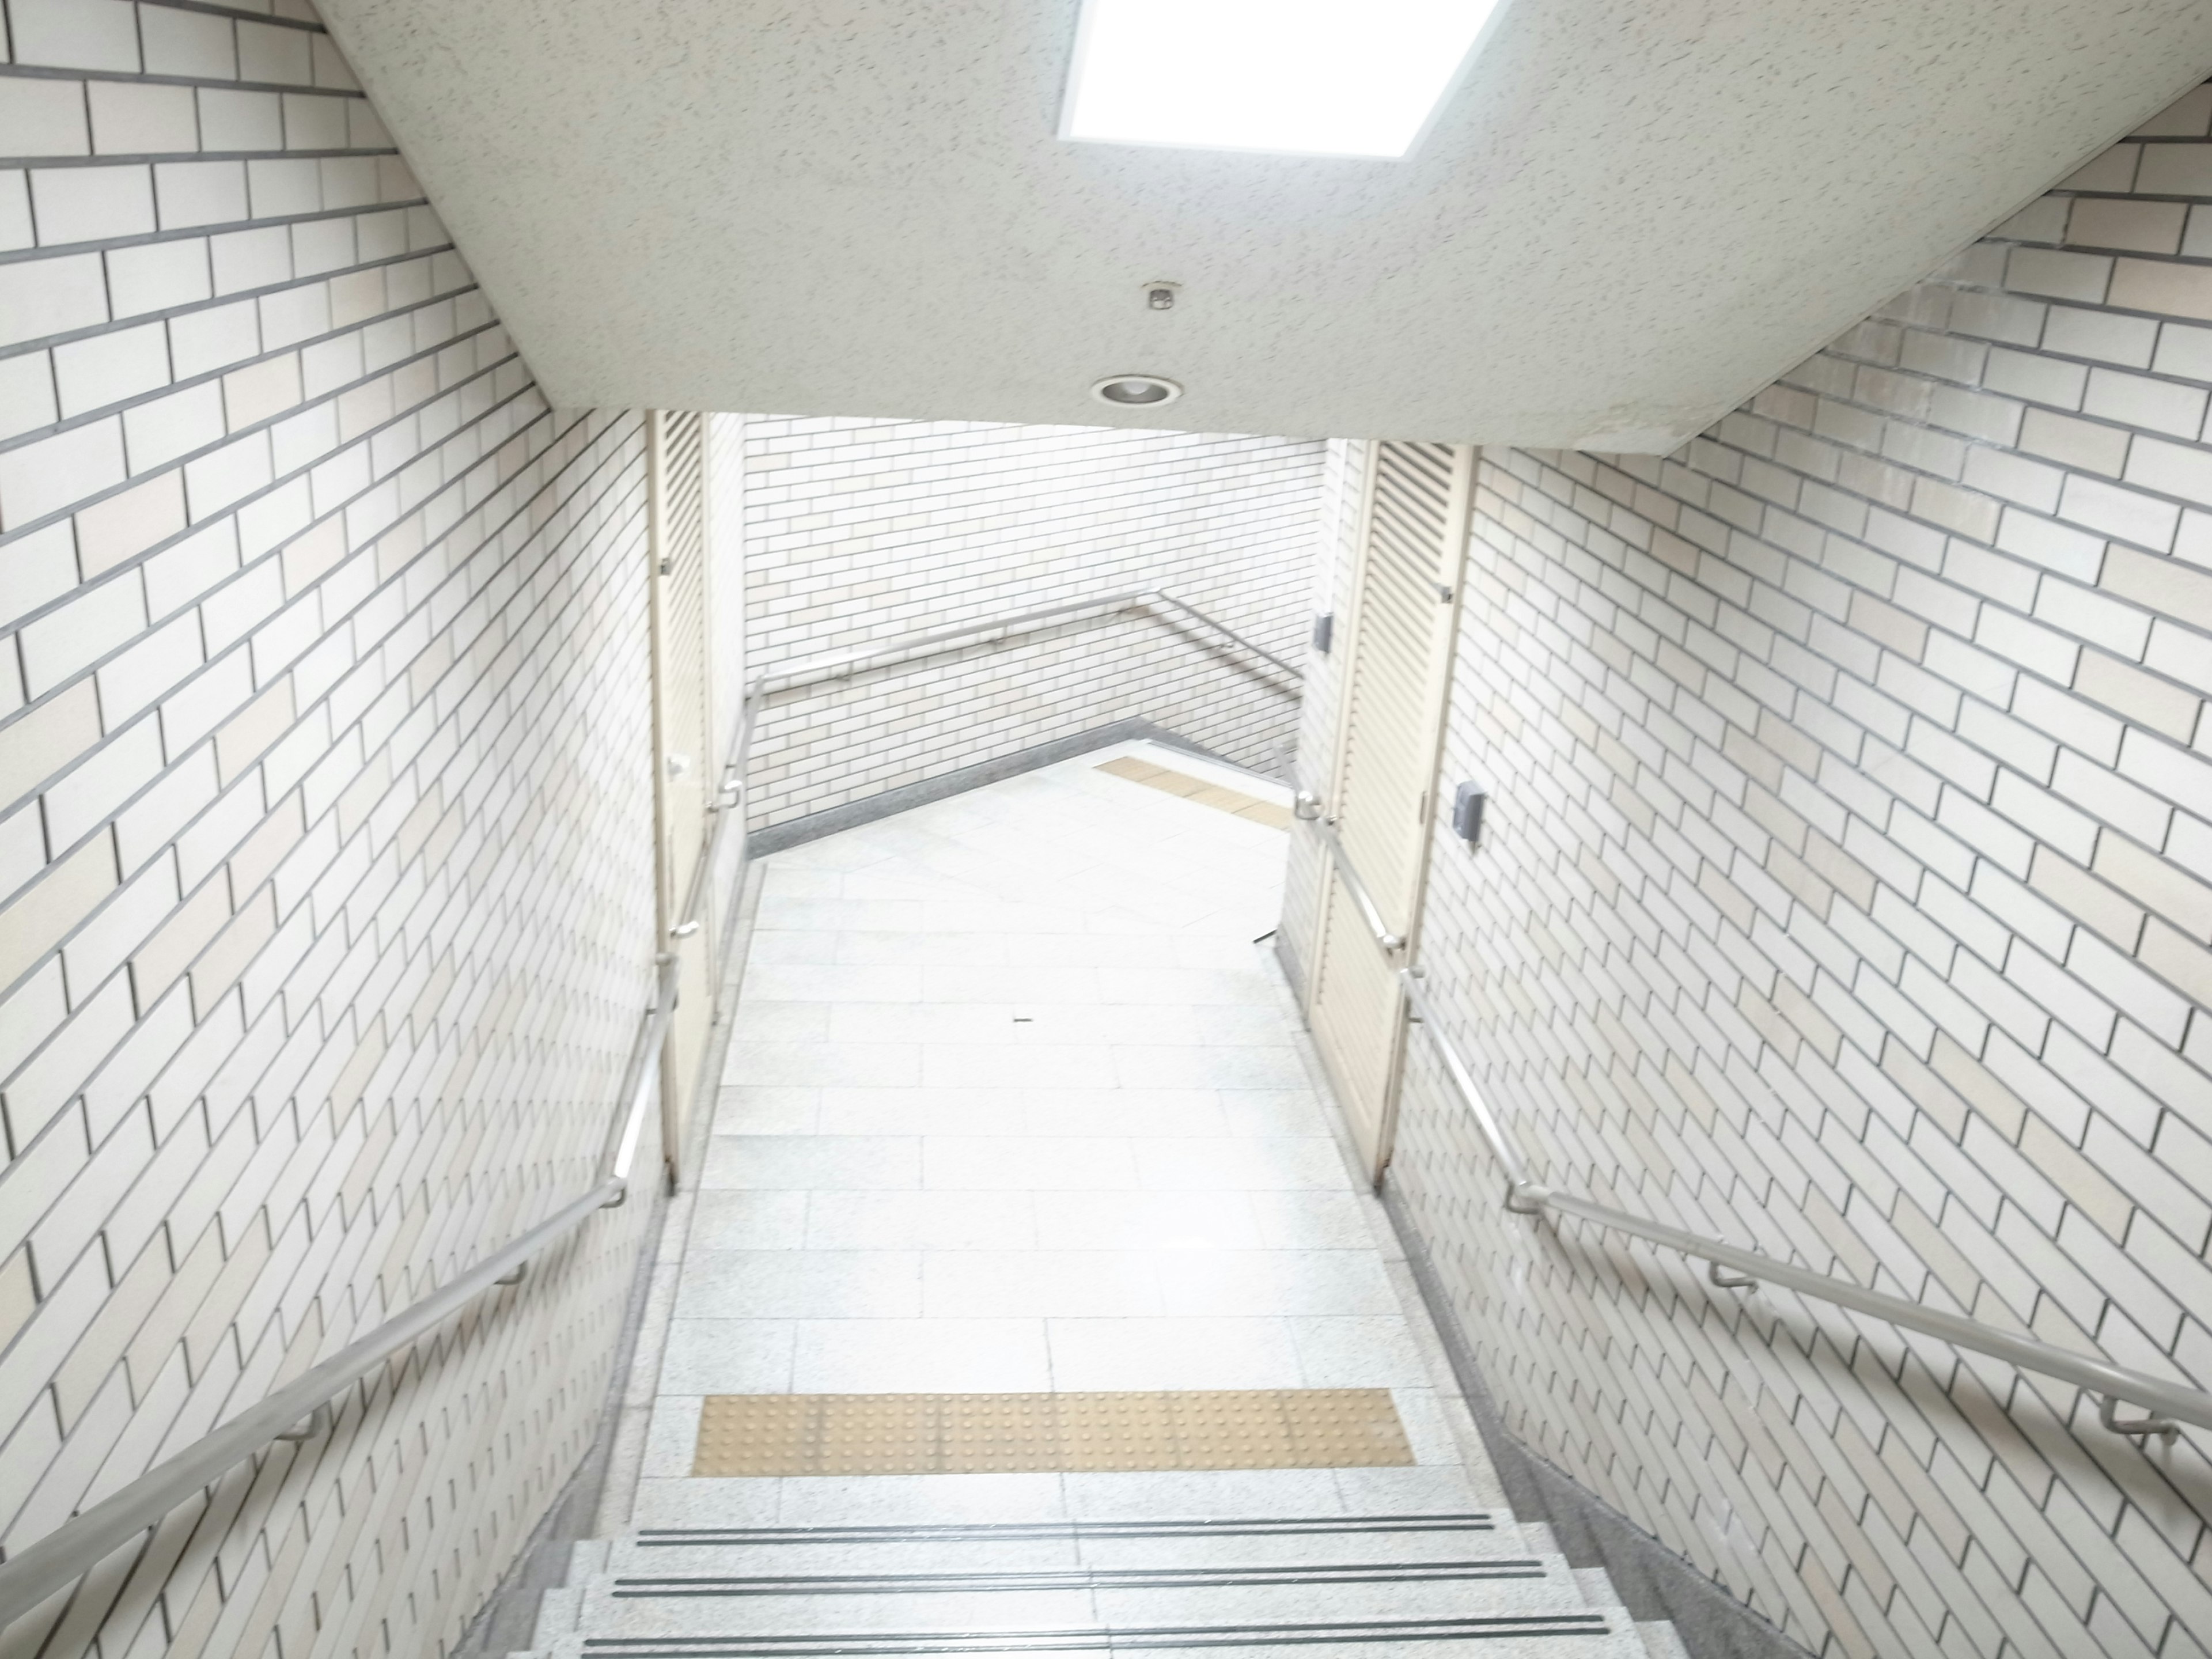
[1060,0,1503,160]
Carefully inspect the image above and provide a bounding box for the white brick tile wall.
[0,6,664,1658]
[1285,78,2212,1659]
[737,414,1324,828]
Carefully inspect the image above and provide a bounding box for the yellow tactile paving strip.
[691,1389,1414,1476]
[1094,756,1293,828]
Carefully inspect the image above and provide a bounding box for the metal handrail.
[0,750,744,1633]
[0,585,1302,1630]
[750,588,1300,699]
[1300,809,1406,954]
[1140,590,1301,681]
[1303,815,2211,1440]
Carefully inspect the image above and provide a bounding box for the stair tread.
[601,1560,1555,1592]
[539,1514,1656,1659]
[532,1608,1649,1657]
[611,1516,1533,1575]
[574,1574,1593,1638]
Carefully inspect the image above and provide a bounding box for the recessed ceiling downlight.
[1092,374,1182,407]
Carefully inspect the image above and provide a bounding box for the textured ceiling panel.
[318,0,2212,449]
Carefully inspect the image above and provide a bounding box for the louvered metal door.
[648,409,714,1177]
[1308,441,1473,1181]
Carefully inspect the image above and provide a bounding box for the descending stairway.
[514,1511,1688,1658]
[499,755,1691,1659]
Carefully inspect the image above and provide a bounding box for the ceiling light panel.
[1061,0,1503,160]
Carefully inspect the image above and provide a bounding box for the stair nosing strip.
[608,1560,1551,1596]
[573,1611,1615,1654]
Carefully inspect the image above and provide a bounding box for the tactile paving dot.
[690,1389,1415,1476]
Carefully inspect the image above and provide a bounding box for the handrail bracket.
[2100,1394,2179,1442]
[1504,1181,1547,1216]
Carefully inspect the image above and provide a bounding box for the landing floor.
[624,740,1508,1529]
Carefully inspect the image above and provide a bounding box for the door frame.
[645,409,717,1186]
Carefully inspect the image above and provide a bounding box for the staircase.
[512,1510,1688,1658]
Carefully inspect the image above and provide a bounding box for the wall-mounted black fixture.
[1312,612,1334,654]
[1450,781,1487,844]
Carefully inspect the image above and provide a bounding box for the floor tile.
[922,1135,1143,1190]
[1150,1250,1400,1317]
[1043,1317,1306,1390]
[1288,1316,1435,1388]
[922,1043,1119,1088]
[774,1472,1068,1527]
[921,1250,1164,1318]
[803,1188,1037,1250]
[657,1319,797,1393]
[686,1189,810,1249]
[725,1002,832,1043]
[1059,1468,1345,1519]
[1032,1191,1264,1252]
[790,1318,1054,1392]
[723,1039,921,1088]
[743,963,926,1002]
[700,1134,922,1190]
[1113,1043,1311,1089]
[710,1086,820,1134]
[1135,1137,1349,1190]
[816,1087,1029,1137]
[675,1249,922,1319]
[631,744,1510,1542]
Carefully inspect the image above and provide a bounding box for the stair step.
[570,1539,613,1581]
[531,1584,583,1646]
[539,1513,1658,1659]
[573,1561,1594,1639]
[613,1514,1530,1575]
[605,1560,1556,1597]
[533,1608,1648,1657]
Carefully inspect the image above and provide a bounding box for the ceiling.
[317,0,2212,450]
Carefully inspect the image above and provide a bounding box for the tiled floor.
[627,740,1509,1531]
